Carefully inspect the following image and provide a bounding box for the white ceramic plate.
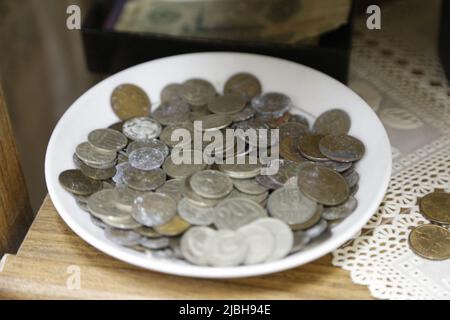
[45,52,391,278]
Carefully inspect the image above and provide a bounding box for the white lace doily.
[332,0,450,300]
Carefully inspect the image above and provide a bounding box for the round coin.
[180,176,221,207]
[87,189,132,222]
[198,114,232,131]
[251,92,291,116]
[232,178,268,195]
[181,79,216,107]
[408,224,450,260]
[319,134,365,162]
[280,136,308,163]
[313,109,351,135]
[122,117,162,141]
[122,166,166,191]
[153,215,191,236]
[156,178,183,203]
[231,105,256,122]
[224,73,262,100]
[163,149,207,179]
[79,162,116,181]
[189,170,233,199]
[87,128,128,152]
[126,139,169,158]
[204,230,248,267]
[279,122,309,140]
[218,157,261,179]
[159,122,193,148]
[214,198,267,230]
[59,169,102,196]
[252,217,294,261]
[298,134,328,161]
[111,84,151,120]
[75,142,117,168]
[152,100,191,125]
[322,196,358,221]
[237,224,274,265]
[132,192,177,227]
[207,95,246,115]
[139,237,170,249]
[104,227,142,246]
[289,204,323,231]
[304,219,328,239]
[297,163,349,206]
[177,197,215,226]
[129,147,165,171]
[181,226,217,265]
[420,192,450,225]
[160,83,184,103]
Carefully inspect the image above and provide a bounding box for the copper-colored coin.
[267,111,291,129]
[279,122,309,140]
[409,224,450,260]
[420,192,450,225]
[207,94,247,115]
[224,73,262,100]
[160,83,184,103]
[313,109,350,135]
[297,134,328,161]
[59,169,102,196]
[280,136,307,163]
[153,215,191,236]
[319,134,365,162]
[111,84,151,120]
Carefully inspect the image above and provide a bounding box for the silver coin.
[159,122,193,148]
[73,153,83,168]
[224,72,262,100]
[126,139,169,158]
[90,215,107,229]
[139,236,170,249]
[204,230,248,267]
[251,92,291,116]
[152,100,191,125]
[87,128,128,152]
[112,186,137,212]
[231,105,256,122]
[104,227,141,246]
[132,192,177,227]
[160,83,184,103]
[76,200,90,212]
[344,171,360,188]
[101,215,141,230]
[181,226,217,265]
[197,114,232,131]
[252,217,293,261]
[232,178,268,195]
[319,134,365,162]
[290,230,311,253]
[156,178,183,203]
[218,157,261,179]
[322,196,358,221]
[177,198,215,226]
[189,170,233,199]
[237,224,274,265]
[304,219,328,239]
[122,117,162,141]
[75,142,117,167]
[180,176,221,207]
[146,248,176,259]
[313,109,351,135]
[123,166,166,191]
[225,189,268,205]
[317,160,353,173]
[214,198,267,230]
[87,189,132,222]
[207,95,247,115]
[162,149,207,179]
[79,161,116,181]
[267,187,318,225]
[181,79,216,107]
[112,162,130,185]
[129,147,165,171]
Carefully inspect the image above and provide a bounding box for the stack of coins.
[59,72,366,267]
[408,192,450,260]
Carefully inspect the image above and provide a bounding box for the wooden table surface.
[0,196,372,299]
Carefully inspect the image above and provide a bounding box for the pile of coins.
[59,73,365,267]
[408,191,450,261]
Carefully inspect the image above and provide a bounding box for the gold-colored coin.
[111,84,151,120]
[420,192,450,225]
[280,136,307,163]
[59,169,103,196]
[408,224,450,260]
[153,215,191,236]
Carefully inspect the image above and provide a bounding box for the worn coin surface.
[198,114,233,131]
[180,176,221,208]
[159,121,194,148]
[129,147,165,171]
[181,226,217,265]
[322,196,358,221]
[79,161,116,181]
[232,178,268,195]
[75,142,117,168]
[290,204,323,231]
[218,157,261,179]
[181,79,216,107]
[279,122,309,140]
[88,128,128,152]
[231,105,256,122]
[319,134,365,162]
[153,215,191,236]
[132,192,177,227]
[139,237,170,249]
[313,109,350,135]
[135,226,162,238]
[87,189,132,222]
[126,139,169,158]
[163,150,207,179]
[253,217,293,261]
[204,230,248,267]
[298,134,328,161]
[237,224,274,265]
[304,219,328,239]
[214,198,267,230]
[156,178,183,203]
[123,166,166,191]
[152,100,191,125]
[160,83,184,103]
[111,84,151,120]
[189,170,233,199]
[226,189,268,205]
[105,227,142,246]
[177,197,215,226]
[122,117,162,141]
[251,92,291,116]
[280,136,307,163]
[317,160,352,173]
[297,163,349,206]
[289,113,310,127]
[224,73,262,100]
[290,230,311,253]
[101,215,141,230]
[208,95,247,115]
[409,224,450,260]
[59,169,102,195]
[419,192,450,225]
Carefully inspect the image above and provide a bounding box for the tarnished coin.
[180,176,221,207]
[75,142,117,168]
[87,128,128,152]
[204,230,248,267]
[152,100,191,125]
[313,109,351,135]
[139,236,170,249]
[79,161,116,181]
[322,196,357,221]
[189,110,211,122]
[156,178,183,203]
[218,157,261,179]
[253,217,294,261]
[160,83,184,103]
[298,134,328,161]
[251,92,291,115]
[289,113,309,128]
[214,198,267,230]
[163,149,207,179]
[104,227,142,246]
[344,171,360,188]
[190,170,233,199]
[59,169,102,195]
[153,215,191,236]
[122,117,162,141]
[317,160,352,173]
[181,226,217,265]
[129,147,165,171]
[280,136,308,163]
[231,105,256,122]
[420,192,450,225]
[224,73,262,100]
[178,197,215,226]
[181,79,216,107]
[409,224,450,260]
[126,139,169,158]
[232,178,268,195]
[267,187,318,226]
[208,95,246,115]
[237,224,274,265]
[319,134,365,162]
[123,166,166,191]
[279,122,309,140]
[198,114,232,131]
[111,84,151,120]
[132,192,177,227]
[87,189,132,222]
[255,159,299,189]
[304,219,328,239]
[159,122,194,148]
[226,189,268,205]
[108,121,124,132]
[297,163,349,206]
[266,111,291,129]
[290,204,323,231]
